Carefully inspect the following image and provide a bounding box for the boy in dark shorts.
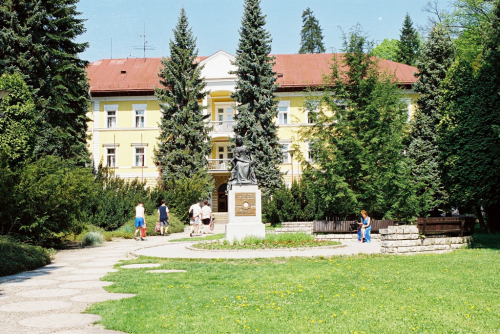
[158,199,170,236]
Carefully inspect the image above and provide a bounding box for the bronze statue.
[228,135,257,189]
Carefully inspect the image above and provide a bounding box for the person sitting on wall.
[357,210,372,243]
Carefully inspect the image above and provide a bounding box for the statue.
[228,135,257,190]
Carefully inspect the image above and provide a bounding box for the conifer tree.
[155,8,212,185]
[439,1,500,232]
[408,24,455,216]
[230,0,283,193]
[299,7,326,54]
[0,73,36,166]
[299,27,413,219]
[396,13,420,66]
[0,0,90,164]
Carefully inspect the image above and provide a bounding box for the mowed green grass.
[88,234,500,334]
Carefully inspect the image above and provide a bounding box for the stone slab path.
[0,235,169,334]
[0,223,380,333]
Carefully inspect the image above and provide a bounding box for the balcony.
[208,159,231,171]
[209,121,235,134]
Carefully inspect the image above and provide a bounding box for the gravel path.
[0,224,380,333]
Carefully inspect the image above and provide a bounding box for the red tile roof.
[87,54,417,96]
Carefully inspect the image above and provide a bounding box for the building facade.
[86,50,418,212]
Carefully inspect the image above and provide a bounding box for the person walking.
[134,202,146,241]
[201,200,212,234]
[158,199,170,236]
[189,201,202,237]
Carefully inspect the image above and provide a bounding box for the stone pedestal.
[225,184,265,242]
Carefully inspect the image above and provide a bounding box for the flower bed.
[191,233,341,250]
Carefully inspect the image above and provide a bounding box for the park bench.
[416,217,475,237]
[313,218,394,233]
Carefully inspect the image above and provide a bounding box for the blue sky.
[75,0,452,62]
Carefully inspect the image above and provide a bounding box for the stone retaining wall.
[380,226,472,255]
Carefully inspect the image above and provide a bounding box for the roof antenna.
[133,23,156,58]
[111,38,113,59]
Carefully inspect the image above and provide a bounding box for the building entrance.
[218,183,228,212]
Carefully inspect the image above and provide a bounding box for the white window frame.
[402,98,412,122]
[131,143,148,167]
[106,148,117,167]
[133,104,147,128]
[305,100,320,124]
[281,142,291,164]
[214,102,234,123]
[104,104,118,129]
[277,100,291,125]
[306,142,314,162]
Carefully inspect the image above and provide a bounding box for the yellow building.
[87,50,418,212]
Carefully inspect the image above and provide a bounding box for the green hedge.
[0,237,52,276]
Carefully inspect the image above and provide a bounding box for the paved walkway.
[0,224,380,333]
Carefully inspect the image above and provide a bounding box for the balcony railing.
[208,159,231,171]
[209,121,235,133]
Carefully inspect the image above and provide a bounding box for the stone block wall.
[380,226,472,255]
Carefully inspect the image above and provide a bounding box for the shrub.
[0,236,52,276]
[0,155,96,246]
[81,164,156,231]
[154,170,214,224]
[263,179,326,225]
[81,232,105,247]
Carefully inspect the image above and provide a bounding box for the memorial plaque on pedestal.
[235,192,256,216]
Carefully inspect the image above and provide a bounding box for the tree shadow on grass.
[473,231,500,250]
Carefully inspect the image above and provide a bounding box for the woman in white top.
[200,200,212,234]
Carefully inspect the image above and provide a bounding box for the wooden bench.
[417,217,475,237]
[313,219,394,233]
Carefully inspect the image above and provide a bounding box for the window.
[106,148,116,167]
[135,110,145,128]
[216,144,233,160]
[306,100,320,124]
[216,105,233,125]
[277,101,290,125]
[134,147,145,167]
[107,110,116,128]
[306,142,315,162]
[104,105,118,128]
[281,143,290,163]
[278,106,288,125]
[133,104,147,128]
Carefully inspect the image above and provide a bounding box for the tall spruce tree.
[408,24,455,216]
[299,27,413,219]
[230,0,283,193]
[0,0,90,164]
[439,1,500,232]
[396,13,420,66]
[155,8,212,185]
[299,7,326,54]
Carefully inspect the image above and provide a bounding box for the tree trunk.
[485,203,500,233]
[475,205,489,234]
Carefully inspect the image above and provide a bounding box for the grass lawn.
[169,233,225,242]
[88,233,500,333]
[192,233,341,250]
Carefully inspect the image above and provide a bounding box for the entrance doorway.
[218,183,228,212]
